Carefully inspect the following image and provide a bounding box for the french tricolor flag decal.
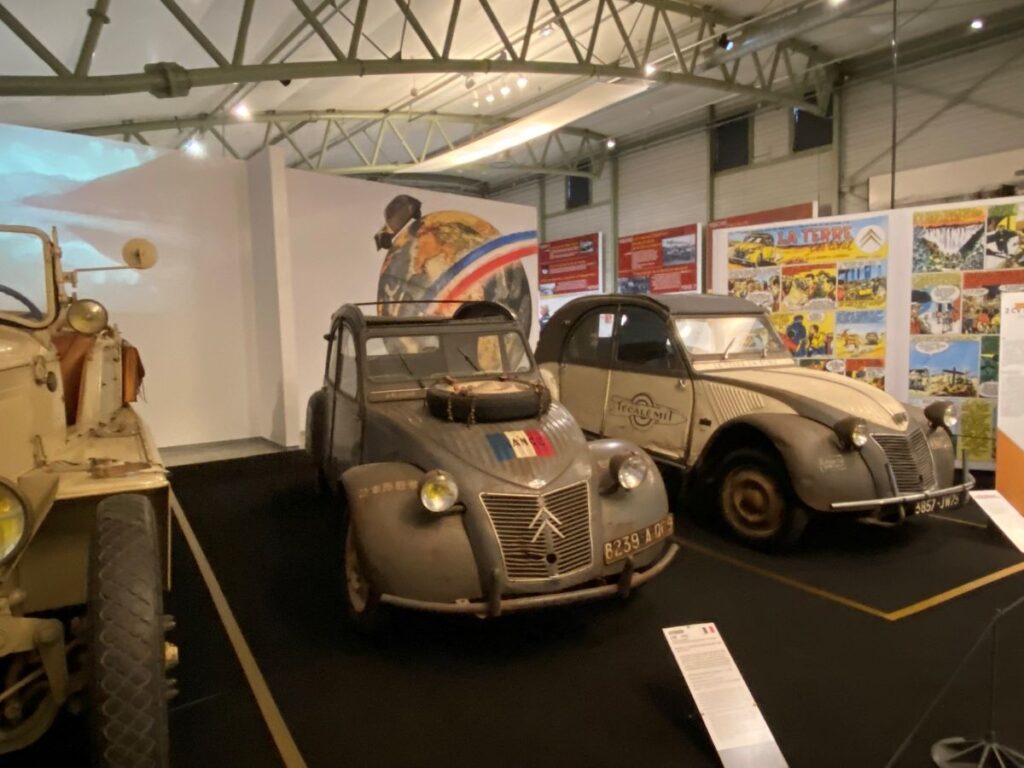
[486,429,554,461]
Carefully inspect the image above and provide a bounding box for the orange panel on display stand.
[996,291,1024,516]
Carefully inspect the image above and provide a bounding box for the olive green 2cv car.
[0,226,175,765]
[536,294,974,546]
[305,301,678,626]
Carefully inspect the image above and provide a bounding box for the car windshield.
[365,329,532,384]
[673,315,787,359]
[0,230,53,328]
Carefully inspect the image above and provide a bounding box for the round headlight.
[615,454,648,490]
[834,417,869,450]
[419,470,459,514]
[67,298,108,335]
[925,400,958,431]
[0,482,29,565]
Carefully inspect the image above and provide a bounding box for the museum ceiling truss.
[0,0,834,179]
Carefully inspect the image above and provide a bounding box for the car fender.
[905,403,956,486]
[305,387,327,460]
[587,439,670,569]
[340,462,483,603]
[697,413,878,512]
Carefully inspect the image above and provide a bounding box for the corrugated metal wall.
[492,39,1024,254]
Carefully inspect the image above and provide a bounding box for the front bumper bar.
[379,542,679,616]
[829,466,976,513]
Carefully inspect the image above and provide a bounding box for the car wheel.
[718,449,808,547]
[342,520,384,633]
[87,494,172,768]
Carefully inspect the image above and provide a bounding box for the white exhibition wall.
[0,123,258,448]
[0,124,537,449]
[284,168,539,445]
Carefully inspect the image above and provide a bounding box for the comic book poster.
[960,399,996,462]
[980,335,999,398]
[771,310,834,359]
[845,358,885,390]
[837,261,886,309]
[910,272,962,335]
[985,203,1024,269]
[912,207,986,272]
[909,337,981,398]
[727,215,888,267]
[962,269,1024,334]
[835,310,885,359]
[727,267,779,312]
[780,264,836,311]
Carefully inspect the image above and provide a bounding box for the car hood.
[0,325,48,373]
[701,363,908,430]
[366,398,589,491]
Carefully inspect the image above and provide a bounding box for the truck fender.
[340,463,483,603]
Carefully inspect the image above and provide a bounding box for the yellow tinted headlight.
[419,470,459,514]
[0,483,28,564]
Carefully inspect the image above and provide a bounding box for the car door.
[329,322,363,472]
[558,307,617,436]
[603,306,693,462]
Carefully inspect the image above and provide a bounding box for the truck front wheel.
[87,494,172,768]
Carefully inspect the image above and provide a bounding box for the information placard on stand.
[663,623,788,768]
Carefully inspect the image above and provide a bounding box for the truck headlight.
[834,417,869,449]
[0,481,28,565]
[419,470,459,514]
[612,454,648,490]
[925,401,957,431]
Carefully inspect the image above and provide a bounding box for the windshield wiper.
[393,353,427,388]
[721,336,739,359]
[456,345,481,372]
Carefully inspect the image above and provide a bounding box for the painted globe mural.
[377,209,534,339]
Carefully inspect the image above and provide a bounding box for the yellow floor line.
[675,536,1024,623]
[884,561,1024,621]
[171,491,307,768]
[930,513,988,529]
[672,537,891,620]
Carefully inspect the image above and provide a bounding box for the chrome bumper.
[829,466,976,512]
[379,542,679,617]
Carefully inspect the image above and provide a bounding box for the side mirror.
[122,238,158,269]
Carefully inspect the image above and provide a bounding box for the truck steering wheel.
[0,283,44,320]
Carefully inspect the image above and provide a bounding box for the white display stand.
[663,623,787,768]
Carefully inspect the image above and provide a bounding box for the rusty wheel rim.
[722,468,784,538]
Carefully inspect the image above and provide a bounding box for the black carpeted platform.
[674,501,1024,613]
[161,451,1024,768]
[14,451,1024,766]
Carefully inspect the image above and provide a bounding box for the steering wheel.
[0,283,44,321]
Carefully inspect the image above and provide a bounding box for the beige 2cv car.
[536,294,974,546]
[0,226,174,766]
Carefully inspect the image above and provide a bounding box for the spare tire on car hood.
[426,378,551,424]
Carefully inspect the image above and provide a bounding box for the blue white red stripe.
[422,230,538,314]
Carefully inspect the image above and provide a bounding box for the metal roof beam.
[75,0,111,77]
[158,0,229,67]
[0,2,72,76]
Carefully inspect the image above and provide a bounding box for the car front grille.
[872,429,936,493]
[480,481,593,581]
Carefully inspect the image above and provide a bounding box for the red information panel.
[538,233,601,295]
[618,224,699,294]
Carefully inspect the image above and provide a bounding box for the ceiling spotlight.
[605,137,616,150]
[500,83,512,97]
[718,33,734,51]
[644,63,656,76]
[516,75,528,89]
[184,137,206,158]
[485,91,495,104]
[231,102,252,120]
[540,23,553,37]
[472,98,480,109]
[970,18,984,30]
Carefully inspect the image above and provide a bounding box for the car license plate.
[912,490,964,516]
[604,514,674,564]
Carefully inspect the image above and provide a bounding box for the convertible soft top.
[536,292,763,362]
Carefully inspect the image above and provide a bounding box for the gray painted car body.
[306,303,676,616]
